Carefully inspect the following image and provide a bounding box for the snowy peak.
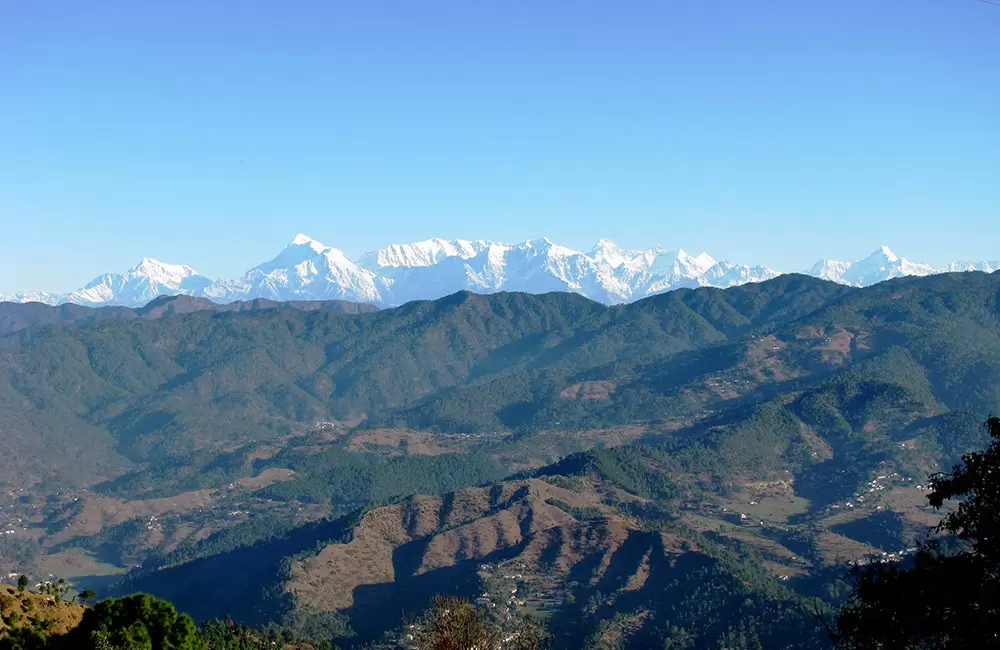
[807,259,852,282]
[0,290,65,305]
[705,262,781,287]
[204,235,763,307]
[61,257,211,307]
[590,239,667,272]
[945,260,1000,273]
[646,248,717,280]
[212,234,380,304]
[808,246,938,287]
[358,238,490,270]
[591,238,630,268]
[521,237,582,259]
[877,245,899,262]
[255,235,347,274]
[130,257,203,284]
[3,235,996,308]
[675,249,718,275]
[289,233,328,254]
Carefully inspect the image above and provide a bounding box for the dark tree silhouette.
[0,626,48,650]
[409,596,548,650]
[836,418,1000,648]
[58,593,205,650]
[77,590,97,605]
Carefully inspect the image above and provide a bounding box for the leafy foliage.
[198,619,332,649]
[0,591,331,650]
[836,418,1000,648]
[257,449,504,506]
[404,595,548,650]
[60,594,205,650]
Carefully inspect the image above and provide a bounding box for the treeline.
[0,592,332,650]
[5,271,999,497]
[256,448,504,505]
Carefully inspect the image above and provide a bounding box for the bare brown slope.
[0,586,85,636]
[284,478,685,622]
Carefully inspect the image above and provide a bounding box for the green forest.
[1,271,999,648]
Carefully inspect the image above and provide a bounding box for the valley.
[1,270,999,647]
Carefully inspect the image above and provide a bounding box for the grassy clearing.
[720,494,811,524]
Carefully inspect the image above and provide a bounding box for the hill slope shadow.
[113,513,360,625]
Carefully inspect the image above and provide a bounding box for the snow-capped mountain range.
[2,236,997,308]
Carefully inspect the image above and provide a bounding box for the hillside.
[116,401,985,648]
[2,271,997,492]
[0,586,84,638]
[0,294,377,335]
[0,271,998,647]
[0,274,856,488]
[119,475,831,649]
[0,587,333,649]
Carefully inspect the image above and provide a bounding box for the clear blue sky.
[1,0,998,293]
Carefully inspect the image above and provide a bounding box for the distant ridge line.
[2,235,997,308]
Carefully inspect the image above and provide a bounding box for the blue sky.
[1,0,998,293]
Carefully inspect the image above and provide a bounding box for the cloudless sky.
[1,0,998,293]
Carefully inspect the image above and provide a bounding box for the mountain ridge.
[0,294,377,335]
[3,270,999,493]
[3,235,997,308]
[4,271,1000,648]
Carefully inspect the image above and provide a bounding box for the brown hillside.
[285,478,688,619]
[0,586,84,636]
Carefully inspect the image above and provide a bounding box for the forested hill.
[2,271,999,648]
[1,272,998,491]
[0,294,377,335]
